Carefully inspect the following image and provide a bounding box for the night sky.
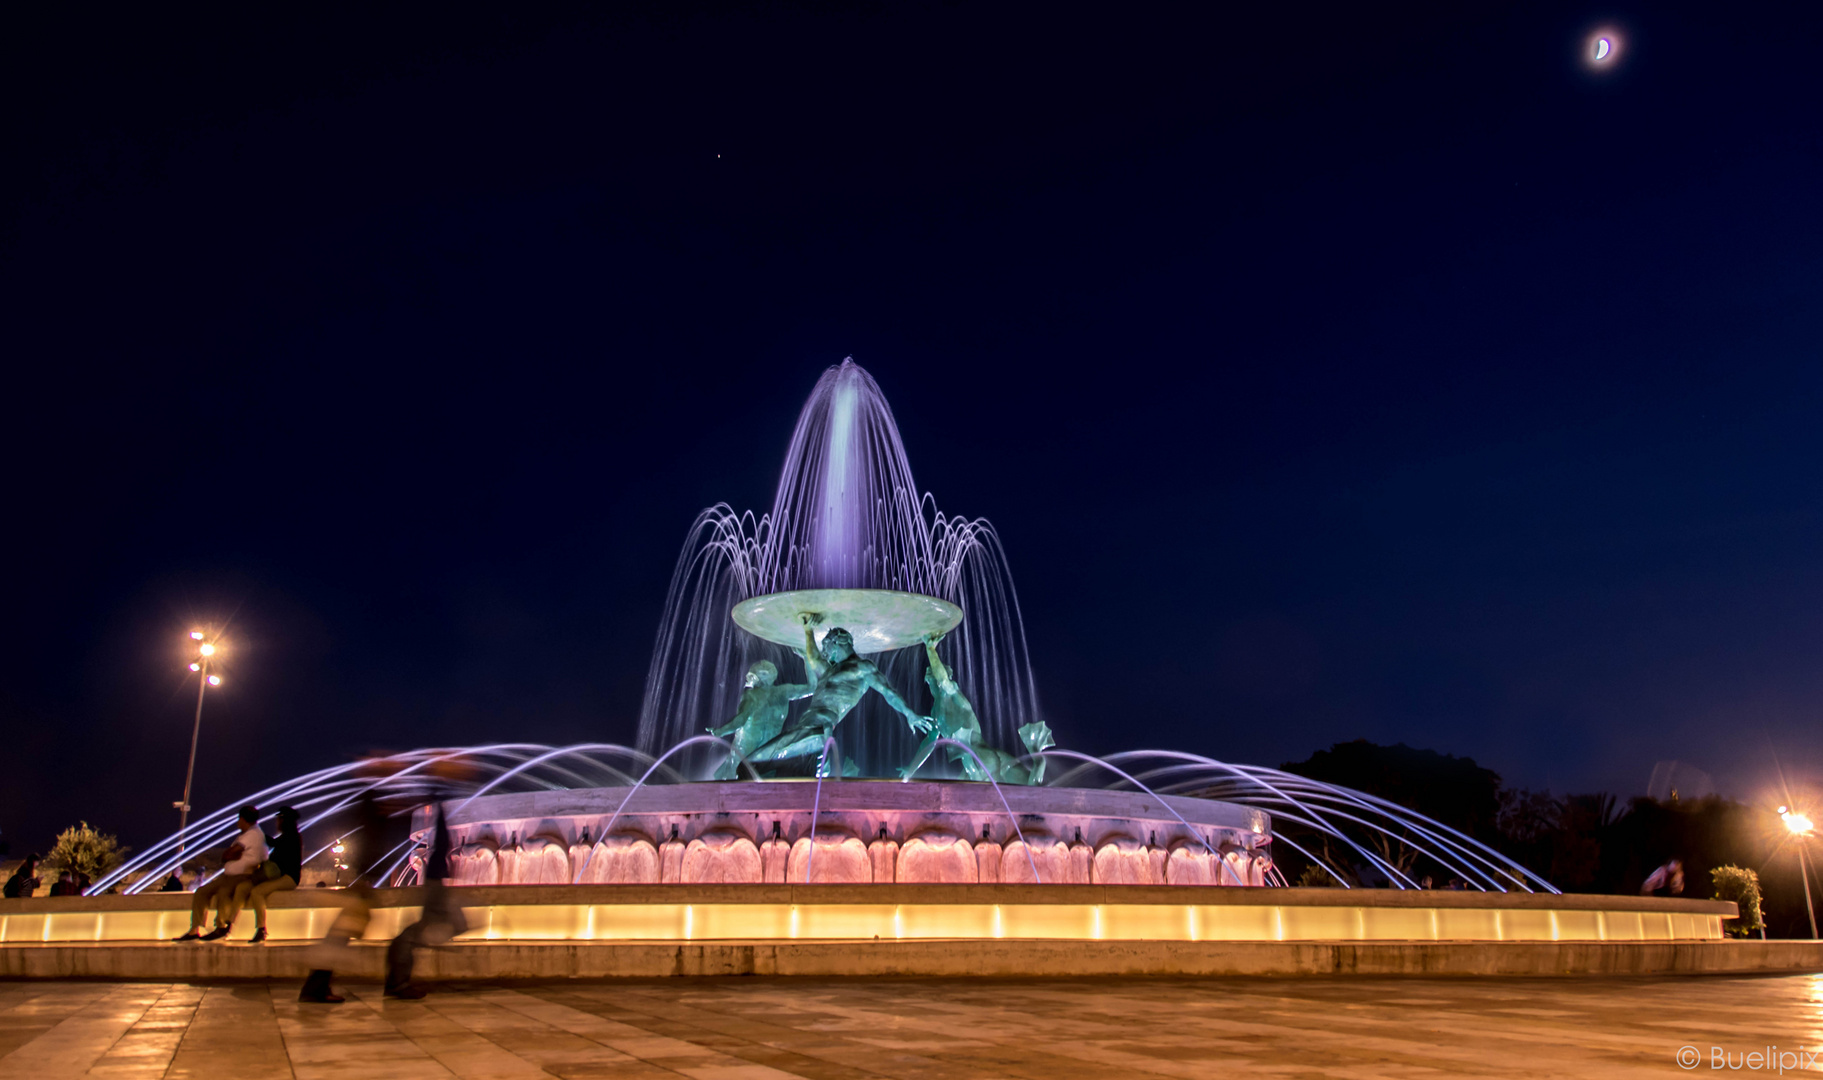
[5,2,1821,856]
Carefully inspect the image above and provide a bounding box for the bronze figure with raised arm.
[899,632,983,779]
[901,632,1056,784]
[746,614,931,775]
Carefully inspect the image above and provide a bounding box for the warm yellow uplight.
[199,643,216,656]
[1783,810,1815,837]
[190,631,204,640]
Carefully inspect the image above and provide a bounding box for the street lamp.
[1779,806,1817,940]
[174,629,225,854]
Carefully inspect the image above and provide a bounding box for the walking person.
[229,806,301,943]
[384,799,467,999]
[172,805,267,941]
[299,789,386,1004]
[1640,858,1685,896]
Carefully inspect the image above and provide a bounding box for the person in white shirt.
[173,806,269,942]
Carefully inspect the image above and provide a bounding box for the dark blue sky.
[4,2,1820,853]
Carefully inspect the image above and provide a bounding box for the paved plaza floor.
[0,973,1818,1078]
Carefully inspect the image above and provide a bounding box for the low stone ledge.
[1,939,1816,980]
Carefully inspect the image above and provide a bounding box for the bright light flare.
[1784,809,1816,837]
[189,662,201,672]
[190,631,204,640]
[199,643,216,656]
[207,674,222,686]
[1583,28,1623,70]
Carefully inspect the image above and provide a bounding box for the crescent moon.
[1594,38,1611,61]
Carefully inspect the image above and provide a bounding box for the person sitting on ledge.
[3,854,41,898]
[173,805,267,942]
[230,806,301,943]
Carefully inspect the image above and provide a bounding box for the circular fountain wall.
[422,781,1273,888]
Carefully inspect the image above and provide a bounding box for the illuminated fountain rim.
[731,588,962,654]
[425,780,1273,886]
[438,779,1268,836]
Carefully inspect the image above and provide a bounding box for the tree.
[1710,866,1764,938]
[1276,740,1506,884]
[44,822,129,885]
[1282,740,1505,838]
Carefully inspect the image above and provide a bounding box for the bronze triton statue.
[743,615,931,776]
[707,660,813,780]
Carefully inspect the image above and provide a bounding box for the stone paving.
[1,974,1819,1078]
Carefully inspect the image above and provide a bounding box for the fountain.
[27,359,1760,982]
[88,359,1563,898]
[637,359,1039,776]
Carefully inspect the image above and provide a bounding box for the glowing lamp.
[189,662,201,672]
[207,674,222,686]
[1783,810,1815,837]
[199,643,216,656]
[190,631,204,640]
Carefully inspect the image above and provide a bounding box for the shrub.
[43,822,129,885]
[1710,865,1763,937]
[1296,864,1339,888]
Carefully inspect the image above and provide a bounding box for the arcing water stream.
[96,360,1556,896]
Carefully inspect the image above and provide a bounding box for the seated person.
[230,806,302,943]
[172,805,268,942]
[2,854,41,898]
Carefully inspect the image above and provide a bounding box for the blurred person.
[384,799,467,999]
[1641,858,1685,896]
[229,806,302,943]
[47,870,79,896]
[172,805,267,942]
[300,785,389,1004]
[3,854,41,898]
[158,871,185,892]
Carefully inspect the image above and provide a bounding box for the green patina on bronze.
[724,589,1051,783]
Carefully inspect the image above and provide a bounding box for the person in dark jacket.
[384,799,466,999]
[3,855,42,898]
[299,787,386,1004]
[232,806,302,943]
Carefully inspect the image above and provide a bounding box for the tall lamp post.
[1780,806,1817,940]
[175,629,224,855]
